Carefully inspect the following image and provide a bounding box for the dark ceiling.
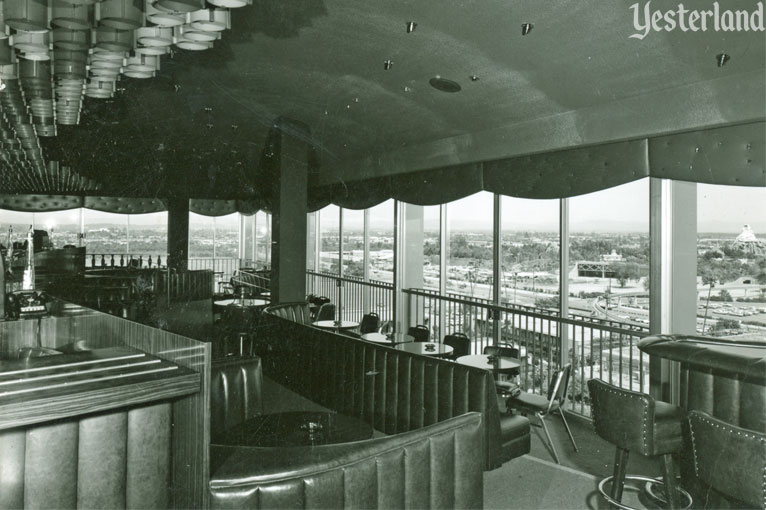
[4,0,766,199]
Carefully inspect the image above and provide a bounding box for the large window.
[422,206,441,291]
[319,205,339,274]
[342,209,364,278]
[500,196,559,309]
[569,179,649,323]
[446,192,494,300]
[368,200,394,284]
[697,184,766,339]
[122,212,167,260]
[253,211,271,266]
[82,210,128,257]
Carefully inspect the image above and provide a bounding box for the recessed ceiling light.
[384,59,393,70]
[406,21,417,33]
[470,75,479,82]
[429,77,461,93]
[521,23,533,36]
[716,53,730,67]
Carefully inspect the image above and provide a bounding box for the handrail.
[403,287,649,337]
[306,270,394,290]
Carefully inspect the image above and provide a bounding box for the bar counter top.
[0,346,200,430]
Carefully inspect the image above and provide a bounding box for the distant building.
[731,224,766,255]
[576,250,624,278]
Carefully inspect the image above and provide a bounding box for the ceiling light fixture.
[384,59,393,70]
[470,75,479,82]
[406,21,417,33]
[521,23,533,35]
[429,76,461,93]
[716,53,730,67]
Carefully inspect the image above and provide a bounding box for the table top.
[312,320,360,330]
[456,354,520,372]
[215,411,373,447]
[214,298,269,308]
[396,342,454,357]
[360,332,415,344]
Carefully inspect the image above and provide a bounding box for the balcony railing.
[306,270,394,324]
[404,288,650,418]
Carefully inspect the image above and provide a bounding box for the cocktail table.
[360,332,415,344]
[395,342,454,357]
[456,354,520,374]
[215,411,374,447]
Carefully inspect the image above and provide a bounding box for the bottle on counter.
[21,225,35,291]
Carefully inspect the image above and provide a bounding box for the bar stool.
[588,379,692,509]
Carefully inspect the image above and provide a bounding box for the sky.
[1,179,764,235]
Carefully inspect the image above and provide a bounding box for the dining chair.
[443,333,471,360]
[359,312,380,334]
[316,303,335,322]
[407,325,430,342]
[506,364,578,464]
[483,345,520,377]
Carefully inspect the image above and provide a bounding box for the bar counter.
[638,334,765,508]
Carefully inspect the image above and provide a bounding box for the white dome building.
[731,225,766,255]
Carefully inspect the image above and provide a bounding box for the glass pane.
[32,209,81,248]
[501,196,559,309]
[446,191,494,300]
[423,206,440,291]
[368,200,394,285]
[341,209,364,278]
[213,213,239,259]
[254,211,271,266]
[82,210,128,264]
[306,212,317,271]
[569,179,649,324]
[243,214,255,266]
[319,205,339,274]
[698,184,766,339]
[123,212,167,265]
[188,212,215,258]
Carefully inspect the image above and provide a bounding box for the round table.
[312,320,360,331]
[396,342,454,357]
[214,298,270,308]
[360,332,415,345]
[215,411,374,447]
[456,354,520,374]
[214,298,270,332]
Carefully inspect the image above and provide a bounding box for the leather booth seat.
[209,412,485,509]
[210,356,265,443]
[263,301,312,325]
[260,302,531,470]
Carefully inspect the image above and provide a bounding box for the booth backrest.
[260,310,507,470]
[210,356,264,443]
[0,403,172,509]
[208,412,484,509]
[262,301,312,326]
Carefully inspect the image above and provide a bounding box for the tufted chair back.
[263,301,312,325]
[210,356,264,443]
[689,410,766,509]
[587,379,683,457]
[359,312,380,334]
[407,325,430,342]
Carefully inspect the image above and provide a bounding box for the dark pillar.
[267,118,309,303]
[167,197,189,272]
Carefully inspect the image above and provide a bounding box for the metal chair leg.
[538,412,561,464]
[611,447,630,503]
[558,407,579,451]
[660,453,681,509]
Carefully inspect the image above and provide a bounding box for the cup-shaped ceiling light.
[98,0,144,30]
[89,66,121,77]
[135,45,169,55]
[716,53,730,67]
[176,24,219,42]
[174,34,212,50]
[85,79,116,98]
[405,21,417,33]
[95,27,134,51]
[123,69,155,78]
[53,50,88,79]
[125,54,160,72]
[136,26,174,46]
[51,1,92,30]
[13,31,51,59]
[189,8,230,31]
[52,28,90,50]
[145,1,187,27]
[5,0,49,32]
[156,0,204,14]
[207,0,250,9]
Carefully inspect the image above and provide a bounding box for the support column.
[166,197,189,271]
[649,178,697,403]
[559,198,569,367]
[267,118,309,303]
[395,202,424,332]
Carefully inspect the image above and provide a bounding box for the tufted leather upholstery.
[0,402,171,509]
[0,193,83,212]
[210,356,264,443]
[263,301,313,326]
[588,379,685,457]
[208,412,485,509]
[259,311,530,470]
[649,121,765,187]
[83,196,166,214]
[688,410,766,509]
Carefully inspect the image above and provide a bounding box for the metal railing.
[404,287,650,418]
[306,270,394,324]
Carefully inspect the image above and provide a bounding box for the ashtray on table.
[424,343,436,352]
